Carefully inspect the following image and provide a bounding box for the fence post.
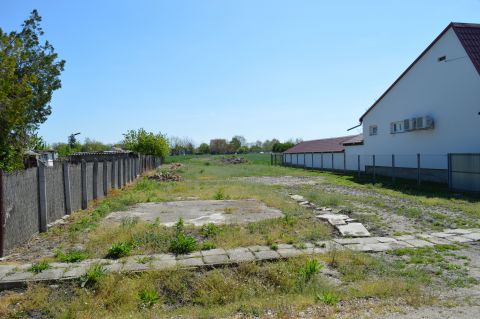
[303,153,306,167]
[311,153,314,168]
[321,153,324,170]
[111,159,116,189]
[103,161,108,195]
[392,154,396,184]
[81,160,88,209]
[357,155,360,177]
[38,162,48,232]
[331,153,334,171]
[93,159,98,200]
[417,153,421,185]
[123,158,127,186]
[372,155,376,183]
[63,161,72,215]
[447,153,452,189]
[271,154,273,165]
[343,152,346,174]
[0,170,5,257]
[118,157,122,188]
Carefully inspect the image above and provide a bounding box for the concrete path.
[1,227,479,290]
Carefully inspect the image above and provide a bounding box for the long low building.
[284,22,480,190]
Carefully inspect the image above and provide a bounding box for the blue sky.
[2,1,480,145]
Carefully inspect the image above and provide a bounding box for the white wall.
[347,27,480,169]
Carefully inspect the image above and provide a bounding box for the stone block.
[201,248,227,256]
[402,239,434,248]
[248,245,271,252]
[445,235,474,243]
[430,232,456,238]
[344,242,392,252]
[444,229,475,235]
[336,223,371,237]
[151,258,177,270]
[417,234,453,245]
[177,257,204,267]
[253,250,280,260]
[334,237,380,245]
[33,268,65,281]
[277,248,302,258]
[227,248,256,263]
[463,232,480,241]
[393,235,416,241]
[290,195,305,202]
[203,254,229,265]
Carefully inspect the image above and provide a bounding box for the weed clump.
[106,242,132,259]
[316,291,339,305]
[28,261,50,274]
[55,249,88,263]
[298,259,322,283]
[169,218,197,255]
[201,223,221,238]
[138,288,159,308]
[80,264,105,288]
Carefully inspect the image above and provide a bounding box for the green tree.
[123,128,169,157]
[81,138,110,152]
[229,137,242,153]
[196,143,210,154]
[0,10,65,171]
[272,141,295,153]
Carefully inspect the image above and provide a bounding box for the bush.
[138,289,159,308]
[201,240,216,250]
[170,233,197,255]
[214,189,225,200]
[106,242,132,259]
[122,128,169,157]
[55,249,88,263]
[28,261,50,274]
[80,264,106,288]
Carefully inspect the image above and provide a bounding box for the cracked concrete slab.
[104,199,283,226]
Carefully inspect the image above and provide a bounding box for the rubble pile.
[148,171,182,182]
[220,156,248,164]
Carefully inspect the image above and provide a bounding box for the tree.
[209,139,228,154]
[123,128,169,157]
[229,137,242,153]
[196,143,210,154]
[0,10,65,171]
[272,141,295,153]
[81,138,110,152]
[169,136,195,155]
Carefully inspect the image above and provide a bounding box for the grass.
[54,249,88,263]
[28,261,51,274]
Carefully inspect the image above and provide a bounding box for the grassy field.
[1,153,478,318]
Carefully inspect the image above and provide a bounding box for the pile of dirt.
[148,171,182,182]
[220,156,248,164]
[168,163,184,170]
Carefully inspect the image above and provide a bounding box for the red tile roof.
[453,23,480,75]
[359,22,480,122]
[342,134,364,146]
[283,134,362,154]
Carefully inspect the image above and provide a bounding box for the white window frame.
[369,125,378,136]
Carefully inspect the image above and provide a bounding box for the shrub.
[28,261,50,274]
[270,243,279,251]
[201,223,221,238]
[138,288,159,308]
[169,233,197,255]
[55,249,88,263]
[80,264,105,288]
[175,218,185,234]
[316,291,339,305]
[106,242,132,259]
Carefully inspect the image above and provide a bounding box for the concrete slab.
[201,248,227,256]
[333,237,380,245]
[444,228,475,235]
[248,245,271,252]
[373,237,398,243]
[122,262,150,272]
[277,244,295,249]
[227,248,256,263]
[104,199,283,227]
[345,242,392,252]
[316,214,350,221]
[277,249,302,258]
[151,258,177,270]
[463,232,480,241]
[33,268,65,281]
[203,254,229,265]
[290,195,306,201]
[336,223,371,237]
[446,235,474,243]
[393,235,416,241]
[430,232,456,238]
[177,257,204,267]
[402,239,435,248]
[62,266,87,279]
[328,218,347,226]
[253,250,280,260]
[417,234,454,245]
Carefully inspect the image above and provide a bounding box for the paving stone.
[417,234,454,245]
[329,218,347,226]
[277,244,295,249]
[253,250,280,260]
[248,245,271,252]
[151,258,177,270]
[315,241,343,250]
[290,195,305,202]
[2,271,34,282]
[151,253,176,261]
[463,232,480,241]
[277,248,302,258]
[345,218,356,222]
[402,239,435,248]
[444,228,475,235]
[393,235,416,241]
[430,232,456,238]
[316,214,350,220]
[227,248,256,262]
[373,237,398,243]
[299,201,310,206]
[176,252,202,260]
[388,241,414,249]
[445,235,474,243]
[62,266,87,278]
[313,247,328,254]
[177,257,204,267]
[203,254,229,265]
[201,248,227,256]
[334,237,380,245]
[344,242,393,252]
[122,262,151,272]
[33,268,65,281]
[336,223,371,237]
[0,265,16,280]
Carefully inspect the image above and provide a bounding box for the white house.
[284,22,480,187]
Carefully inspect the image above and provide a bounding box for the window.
[390,121,405,134]
[369,125,378,136]
[404,119,410,131]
